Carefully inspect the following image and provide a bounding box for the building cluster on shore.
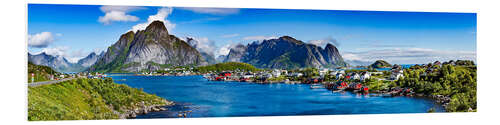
[200,65,408,93]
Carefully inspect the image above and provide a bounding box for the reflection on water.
[109,75,444,118]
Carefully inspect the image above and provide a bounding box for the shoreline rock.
[118,100,175,119]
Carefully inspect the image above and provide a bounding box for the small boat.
[332,90,342,92]
[310,85,323,89]
[116,79,127,81]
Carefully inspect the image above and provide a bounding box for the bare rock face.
[223,36,347,69]
[88,21,207,72]
[223,44,247,62]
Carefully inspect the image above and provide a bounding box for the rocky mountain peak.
[325,43,334,48]
[224,36,348,69]
[145,20,168,34]
[325,43,339,52]
[277,36,304,44]
[88,52,97,56]
[88,20,207,72]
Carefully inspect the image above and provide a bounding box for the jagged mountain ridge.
[28,52,86,73]
[223,36,348,69]
[77,52,103,67]
[88,21,207,72]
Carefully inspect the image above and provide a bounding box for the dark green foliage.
[455,60,475,66]
[195,62,260,73]
[28,78,168,121]
[302,68,319,77]
[396,62,477,112]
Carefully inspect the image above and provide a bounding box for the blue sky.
[28,4,476,65]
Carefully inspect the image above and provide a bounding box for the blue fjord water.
[109,75,444,118]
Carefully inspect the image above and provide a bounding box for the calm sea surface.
[109,75,444,118]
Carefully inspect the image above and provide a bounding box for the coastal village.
[25,5,479,121]
[30,59,473,112]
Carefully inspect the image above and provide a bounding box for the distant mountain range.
[28,52,93,73]
[28,21,353,72]
[77,52,103,67]
[223,36,348,69]
[87,21,207,72]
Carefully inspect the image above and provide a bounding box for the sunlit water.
[109,75,444,118]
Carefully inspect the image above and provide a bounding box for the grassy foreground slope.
[28,78,171,121]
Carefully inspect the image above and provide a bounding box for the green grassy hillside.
[27,62,60,83]
[195,62,260,73]
[370,60,392,68]
[28,78,171,121]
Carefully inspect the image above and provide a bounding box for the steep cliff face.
[89,21,207,72]
[224,36,347,69]
[322,43,348,67]
[223,44,247,62]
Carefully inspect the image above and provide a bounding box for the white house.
[329,71,337,76]
[290,72,304,77]
[336,73,344,79]
[243,73,255,79]
[390,69,404,80]
[272,69,282,77]
[360,72,371,81]
[263,73,273,78]
[351,73,360,80]
[319,68,329,77]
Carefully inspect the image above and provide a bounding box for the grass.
[28,78,169,121]
[27,62,60,83]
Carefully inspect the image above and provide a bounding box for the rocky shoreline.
[370,90,451,111]
[117,100,175,119]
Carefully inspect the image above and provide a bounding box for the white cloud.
[221,33,239,38]
[341,48,477,65]
[216,44,233,57]
[131,7,176,32]
[214,42,245,57]
[308,36,340,48]
[242,36,278,41]
[34,46,92,63]
[28,32,56,48]
[37,46,69,57]
[186,37,216,56]
[180,7,239,15]
[98,6,144,24]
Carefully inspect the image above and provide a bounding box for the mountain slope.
[224,36,348,69]
[88,21,207,72]
[77,52,102,67]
